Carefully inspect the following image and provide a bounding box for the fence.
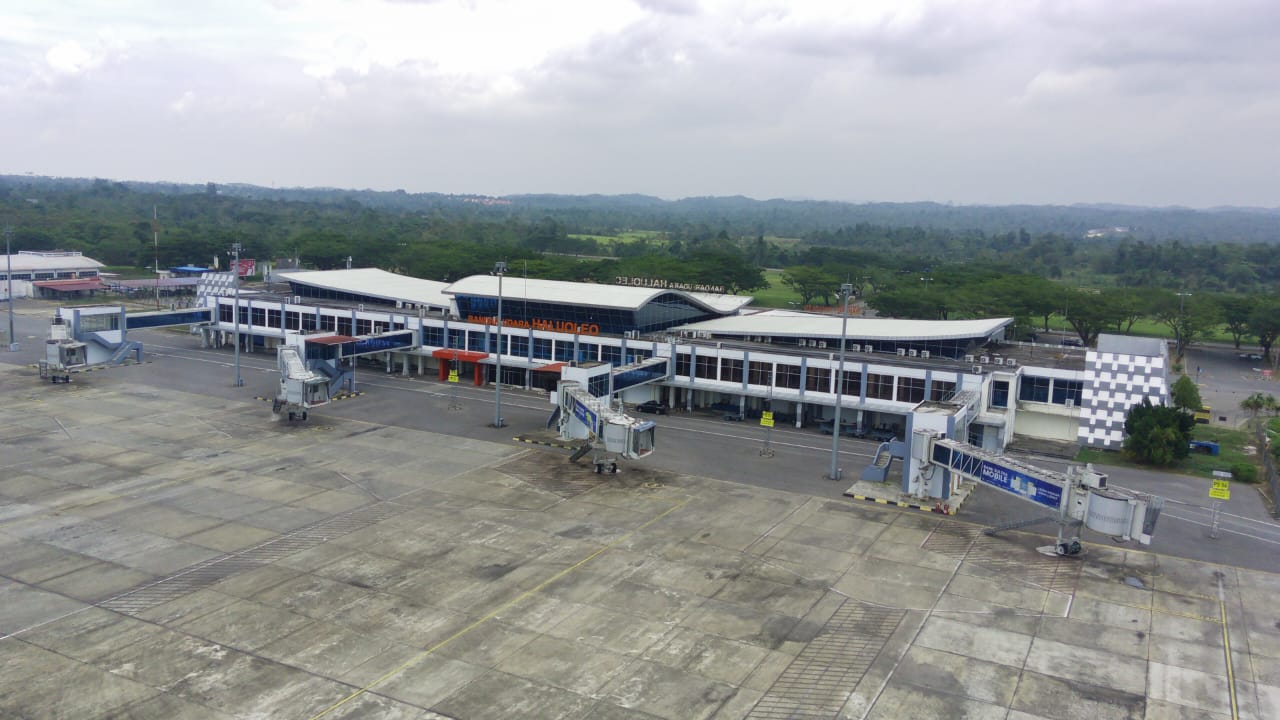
[1257,421,1279,519]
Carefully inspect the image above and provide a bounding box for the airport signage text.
[978,460,1064,510]
[614,277,725,294]
[467,315,600,336]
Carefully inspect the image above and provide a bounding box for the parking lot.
[3,347,1280,719]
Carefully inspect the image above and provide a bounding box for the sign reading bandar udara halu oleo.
[467,315,601,336]
[614,277,726,294]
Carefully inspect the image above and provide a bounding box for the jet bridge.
[923,434,1163,554]
[272,344,330,421]
[557,380,656,473]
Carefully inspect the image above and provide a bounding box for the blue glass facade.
[454,293,719,335]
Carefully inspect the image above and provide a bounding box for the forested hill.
[3,175,1278,244]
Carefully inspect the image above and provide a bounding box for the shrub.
[1230,461,1259,484]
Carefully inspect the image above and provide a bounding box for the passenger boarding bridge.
[916,432,1162,553]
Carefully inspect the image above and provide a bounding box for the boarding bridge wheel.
[1056,538,1082,556]
[594,461,618,475]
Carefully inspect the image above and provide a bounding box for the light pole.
[1177,291,1192,315]
[1175,292,1192,360]
[829,282,853,481]
[920,276,933,291]
[492,261,507,428]
[230,243,243,387]
[5,226,17,352]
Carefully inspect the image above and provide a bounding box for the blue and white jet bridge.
[556,379,656,474]
[918,431,1163,555]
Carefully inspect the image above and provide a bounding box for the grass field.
[750,269,802,308]
[1075,422,1259,482]
[567,230,667,245]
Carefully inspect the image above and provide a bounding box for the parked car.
[635,400,668,415]
[1239,353,1264,362]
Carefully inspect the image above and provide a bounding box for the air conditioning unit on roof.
[965,354,976,363]
[897,348,907,357]
[908,349,918,357]
[818,340,827,349]
[979,356,991,364]
[293,296,302,304]
[972,365,984,374]
[1006,358,1017,367]
[920,351,931,359]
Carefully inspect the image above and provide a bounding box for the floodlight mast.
[829,283,853,481]
[492,261,507,428]
[5,226,17,352]
[230,243,243,387]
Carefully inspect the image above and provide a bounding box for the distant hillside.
[3,174,1279,244]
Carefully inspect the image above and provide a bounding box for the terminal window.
[991,380,1010,408]
[1019,376,1052,403]
[720,358,744,383]
[1052,379,1084,405]
[748,361,772,386]
[675,352,691,377]
[509,334,528,357]
[805,367,830,393]
[840,370,862,397]
[776,364,801,390]
[866,373,894,401]
[897,376,926,404]
[532,337,553,360]
[930,380,957,401]
[695,355,718,380]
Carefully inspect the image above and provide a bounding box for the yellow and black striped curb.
[844,492,959,515]
[514,436,582,450]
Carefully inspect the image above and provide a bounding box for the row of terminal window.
[673,354,956,403]
[0,271,93,281]
[218,305,405,336]
[990,378,1083,408]
[218,305,656,366]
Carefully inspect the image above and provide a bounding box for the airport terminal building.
[207,268,1168,462]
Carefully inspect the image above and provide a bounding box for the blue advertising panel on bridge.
[571,397,599,433]
[340,331,417,357]
[978,460,1064,510]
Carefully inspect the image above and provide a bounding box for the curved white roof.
[675,309,1012,342]
[277,269,452,309]
[3,252,104,272]
[444,275,753,315]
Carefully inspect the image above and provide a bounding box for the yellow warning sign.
[447,370,459,383]
[1209,479,1230,500]
[760,411,774,428]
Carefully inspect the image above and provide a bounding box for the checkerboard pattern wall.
[1078,350,1169,448]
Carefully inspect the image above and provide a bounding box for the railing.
[1259,421,1279,519]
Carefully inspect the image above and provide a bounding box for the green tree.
[1170,375,1203,413]
[1153,291,1222,361]
[1064,289,1122,346]
[1219,294,1255,349]
[1247,298,1280,361]
[781,266,839,306]
[1123,399,1194,466]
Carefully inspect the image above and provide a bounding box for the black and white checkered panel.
[1078,351,1169,448]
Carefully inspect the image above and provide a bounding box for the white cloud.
[0,0,1276,206]
[46,40,95,74]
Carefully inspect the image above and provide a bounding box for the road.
[5,301,1280,574]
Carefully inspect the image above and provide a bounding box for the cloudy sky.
[1,0,1277,207]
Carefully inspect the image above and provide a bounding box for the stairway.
[859,442,894,483]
